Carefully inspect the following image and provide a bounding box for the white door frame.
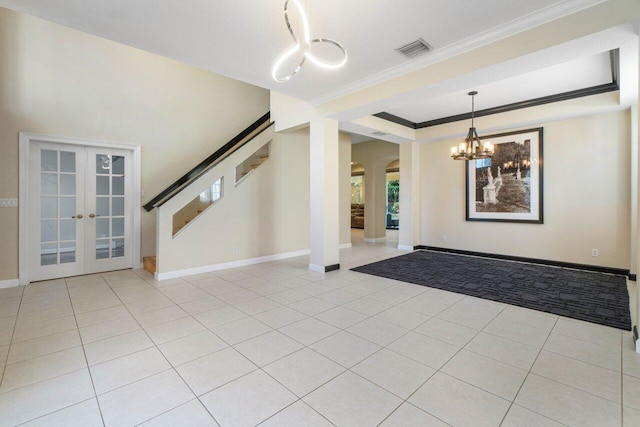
[19,132,142,285]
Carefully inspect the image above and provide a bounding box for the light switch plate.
[0,198,18,208]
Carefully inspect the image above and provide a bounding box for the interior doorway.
[350,163,365,229]
[20,133,141,284]
[386,160,399,230]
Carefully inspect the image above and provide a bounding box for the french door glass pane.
[41,198,57,219]
[112,197,124,216]
[60,197,75,218]
[96,197,109,217]
[112,156,125,175]
[41,150,58,172]
[96,176,109,195]
[41,220,57,242]
[41,243,58,266]
[96,155,110,174]
[96,218,109,239]
[60,219,76,241]
[41,174,57,196]
[60,174,75,196]
[112,218,124,237]
[112,177,124,196]
[112,238,124,258]
[60,242,76,264]
[60,152,76,173]
[96,239,110,259]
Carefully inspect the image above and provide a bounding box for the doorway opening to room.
[386,160,399,230]
[350,163,365,230]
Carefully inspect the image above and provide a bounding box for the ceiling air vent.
[371,131,387,137]
[396,38,432,59]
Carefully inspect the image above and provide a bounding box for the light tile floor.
[1,230,639,426]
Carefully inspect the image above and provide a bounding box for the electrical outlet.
[592,249,599,257]
[0,198,18,208]
[441,235,447,242]
[233,247,239,254]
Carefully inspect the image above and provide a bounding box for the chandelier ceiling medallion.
[451,91,494,161]
[272,0,347,82]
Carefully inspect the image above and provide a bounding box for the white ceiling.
[0,0,636,145]
[0,0,606,103]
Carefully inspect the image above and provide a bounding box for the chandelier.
[451,91,493,160]
[272,0,347,82]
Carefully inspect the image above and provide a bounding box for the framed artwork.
[465,127,543,223]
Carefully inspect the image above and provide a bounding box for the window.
[172,177,224,236]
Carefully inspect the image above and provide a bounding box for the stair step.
[143,256,156,275]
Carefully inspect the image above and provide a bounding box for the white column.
[633,102,640,352]
[309,115,340,272]
[363,162,387,242]
[634,38,640,352]
[338,133,352,248]
[399,141,421,250]
[632,103,638,278]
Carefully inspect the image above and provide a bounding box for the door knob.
[89,213,99,218]
[72,214,83,219]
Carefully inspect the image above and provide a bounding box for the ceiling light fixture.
[272,0,347,82]
[451,91,493,160]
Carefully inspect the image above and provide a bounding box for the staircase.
[142,112,274,278]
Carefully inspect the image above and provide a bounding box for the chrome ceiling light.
[451,91,493,160]
[272,0,347,82]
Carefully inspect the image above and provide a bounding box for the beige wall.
[352,140,400,239]
[157,128,310,275]
[0,8,269,280]
[421,110,631,268]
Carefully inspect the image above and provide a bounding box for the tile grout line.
[101,273,226,426]
[64,276,108,427]
[390,302,509,424]
[498,315,560,426]
[13,397,100,427]
[0,285,25,392]
[6,246,629,426]
[186,271,408,424]
[355,294,509,426]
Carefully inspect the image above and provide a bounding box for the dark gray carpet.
[352,250,631,330]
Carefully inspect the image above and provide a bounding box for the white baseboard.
[398,245,414,251]
[308,264,326,273]
[339,243,352,249]
[0,279,20,289]
[363,237,386,243]
[155,249,311,281]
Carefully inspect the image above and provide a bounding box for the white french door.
[29,142,134,282]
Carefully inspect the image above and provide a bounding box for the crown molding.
[311,0,606,106]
